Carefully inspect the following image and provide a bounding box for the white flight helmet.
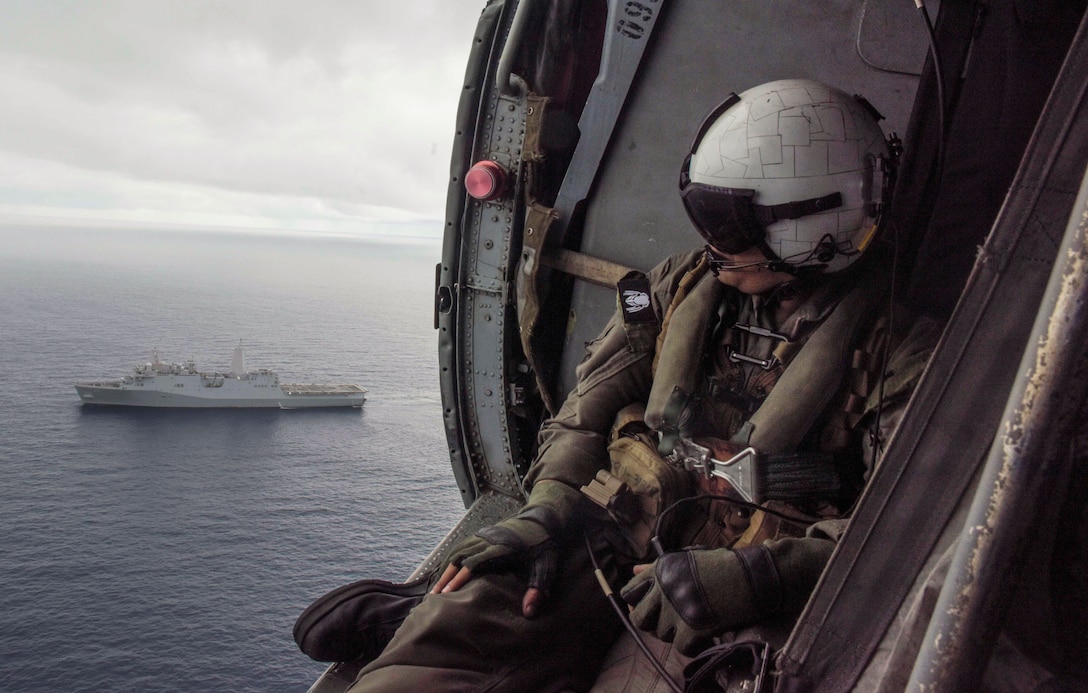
[680,79,895,274]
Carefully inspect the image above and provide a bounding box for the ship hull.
[75,383,366,409]
[76,347,367,409]
[75,376,369,409]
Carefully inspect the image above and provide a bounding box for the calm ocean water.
[0,225,467,692]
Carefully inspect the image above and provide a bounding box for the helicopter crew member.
[341,79,938,692]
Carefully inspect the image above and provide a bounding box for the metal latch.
[727,323,788,371]
[727,347,779,371]
[666,439,763,503]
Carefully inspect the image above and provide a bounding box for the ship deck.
[280,384,368,396]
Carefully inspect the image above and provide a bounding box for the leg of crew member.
[348,529,625,693]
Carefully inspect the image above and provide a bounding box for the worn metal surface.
[779,6,1088,689]
[908,159,1088,691]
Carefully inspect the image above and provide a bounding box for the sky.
[0,0,488,240]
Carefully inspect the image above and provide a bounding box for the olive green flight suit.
[348,249,935,693]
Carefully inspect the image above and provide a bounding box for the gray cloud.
[0,0,486,234]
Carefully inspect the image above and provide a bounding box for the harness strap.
[756,452,842,502]
[545,248,637,288]
[516,0,668,413]
[652,255,711,376]
[645,269,723,433]
[516,202,561,415]
[821,314,890,452]
[733,269,889,455]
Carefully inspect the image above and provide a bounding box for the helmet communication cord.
[582,532,685,693]
[916,0,947,181]
[863,215,904,476]
[583,494,817,692]
[651,493,813,558]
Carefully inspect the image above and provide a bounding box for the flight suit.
[348,248,935,693]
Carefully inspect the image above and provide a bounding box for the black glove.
[444,481,584,603]
[621,538,834,655]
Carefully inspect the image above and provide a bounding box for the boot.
[294,574,430,663]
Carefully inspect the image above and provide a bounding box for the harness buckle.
[728,347,780,371]
[666,439,762,503]
[727,324,788,370]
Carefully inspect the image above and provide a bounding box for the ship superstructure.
[76,346,367,409]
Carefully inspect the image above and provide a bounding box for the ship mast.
[231,343,245,377]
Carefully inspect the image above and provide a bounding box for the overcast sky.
[0,0,487,239]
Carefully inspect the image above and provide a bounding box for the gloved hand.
[620,538,834,655]
[440,480,586,617]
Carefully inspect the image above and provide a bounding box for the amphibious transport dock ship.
[76,346,367,409]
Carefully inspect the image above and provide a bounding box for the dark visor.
[680,183,765,253]
[680,174,844,254]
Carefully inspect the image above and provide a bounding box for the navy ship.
[75,345,367,409]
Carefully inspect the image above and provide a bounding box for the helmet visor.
[679,183,766,254]
[680,178,845,256]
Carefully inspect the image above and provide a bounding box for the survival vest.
[583,258,889,559]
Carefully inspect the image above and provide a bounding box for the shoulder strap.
[732,270,888,455]
[652,255,712,375]
[644,267,723,434]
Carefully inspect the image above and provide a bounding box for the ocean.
[0,224,468,692]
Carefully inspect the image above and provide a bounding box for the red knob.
[465,160,507,201]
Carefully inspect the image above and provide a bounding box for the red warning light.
[465,160,507,201]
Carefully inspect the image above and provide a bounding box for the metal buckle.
[728,347,780,371]
[732,323,789,342]
[666,439,763,503]
[727,324,787,370]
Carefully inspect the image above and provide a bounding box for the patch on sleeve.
[618,271,656,324]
